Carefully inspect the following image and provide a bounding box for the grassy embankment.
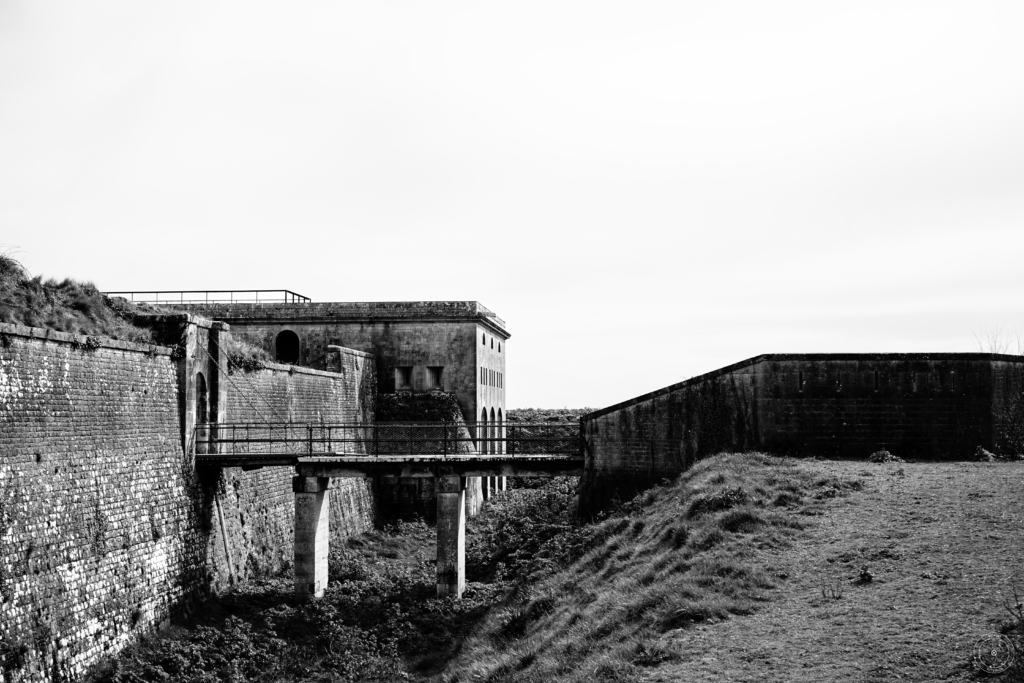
[0,254,268,367]
[0,253,155,343]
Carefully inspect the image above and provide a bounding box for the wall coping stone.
[584,352,1024,421]
[259,359,367,379]
[168,300,510,336]
[0,321,174,356]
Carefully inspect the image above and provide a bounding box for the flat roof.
[169,300,509,336]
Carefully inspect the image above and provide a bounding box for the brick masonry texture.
[0,322,377,682]
[206,354,377,592]
[579,353,1024,519]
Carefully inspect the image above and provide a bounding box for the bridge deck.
[196,453,584,478]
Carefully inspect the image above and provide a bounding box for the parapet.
[174,301,508,334]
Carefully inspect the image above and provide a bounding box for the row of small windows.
[481,333,501,353]
[480,367,502,388]
[394,366,444,391]
[795,370,958,394]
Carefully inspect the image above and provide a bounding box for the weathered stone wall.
[991,359,1024,454]
[204,351,377,590]
[579,353,1020,518]
[0,323,377,682]
[0,324,202,682]
[174,301,509,430]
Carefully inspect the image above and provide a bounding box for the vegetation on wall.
[0,253,156,343]
[375,391,463,422]
[224,334,271,374]
[507,408,593,423]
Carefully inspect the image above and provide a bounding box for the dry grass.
[441,452,857,682]
[638,460,1024,682]
[89,454,1024,682]
[0,256,156,343]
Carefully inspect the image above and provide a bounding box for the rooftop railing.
[104,290,311,304]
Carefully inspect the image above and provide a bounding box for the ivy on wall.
[375,391,462,422]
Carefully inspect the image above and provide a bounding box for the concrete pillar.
[436,476,466,598]
[483,476,491,501]
[294,476,331,599]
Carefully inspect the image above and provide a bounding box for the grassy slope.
[641,460,1024,683]
[0,255,155,343]
[0,255,270,366]
[443,453,860,682]
[86,455,1024,682]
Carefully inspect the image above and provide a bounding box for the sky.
[1,1,1023,409]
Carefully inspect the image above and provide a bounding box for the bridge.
[193,422,585,599]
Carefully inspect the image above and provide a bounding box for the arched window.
[480,408,488,455]
[489,407,496,455]
[482,333,486,345]
[195,372,209,455]
[275,330,300,364]
[497,408,503,455]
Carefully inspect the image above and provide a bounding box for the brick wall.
[0,324,202,681]
[579,353,1022,518]
[204,352,377,590]
[0,323,377,682]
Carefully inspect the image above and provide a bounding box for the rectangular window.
[798,371,804,393]
[426,366,443,390]
[395,366,413,391]
[874,370,879,392]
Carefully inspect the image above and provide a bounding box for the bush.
[868,450,904,463]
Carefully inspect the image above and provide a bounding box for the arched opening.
[497,408,503,455]
[275,330,300,364]
[489,407,496,454]
[480,408,488,455]
[195,372,209,455]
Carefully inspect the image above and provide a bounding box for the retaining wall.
[579,353,1022,518]
[0,322,376,682]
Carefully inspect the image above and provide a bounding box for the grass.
[443,452,848,682]
[84,453,1024,681]
[0,254,156,343]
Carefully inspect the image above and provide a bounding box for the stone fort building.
[174,297,511,518]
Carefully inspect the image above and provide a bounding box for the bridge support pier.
[294,476,331,600]
[436,476,466,598]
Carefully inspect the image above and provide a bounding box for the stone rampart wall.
[0,324,201,681]
[204,353,377,590]
[579,354,1021,518]
[0,323,377,682]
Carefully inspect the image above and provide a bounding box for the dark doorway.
[276,330,300,364]
[196,372,209,455]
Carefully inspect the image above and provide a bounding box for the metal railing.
[193,422,582,458]
[104,290,310,304]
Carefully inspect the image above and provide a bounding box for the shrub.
[868,450,904,463]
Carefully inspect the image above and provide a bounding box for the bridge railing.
[193,422,582,458]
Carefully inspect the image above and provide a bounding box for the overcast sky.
[2,1,1023,409]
